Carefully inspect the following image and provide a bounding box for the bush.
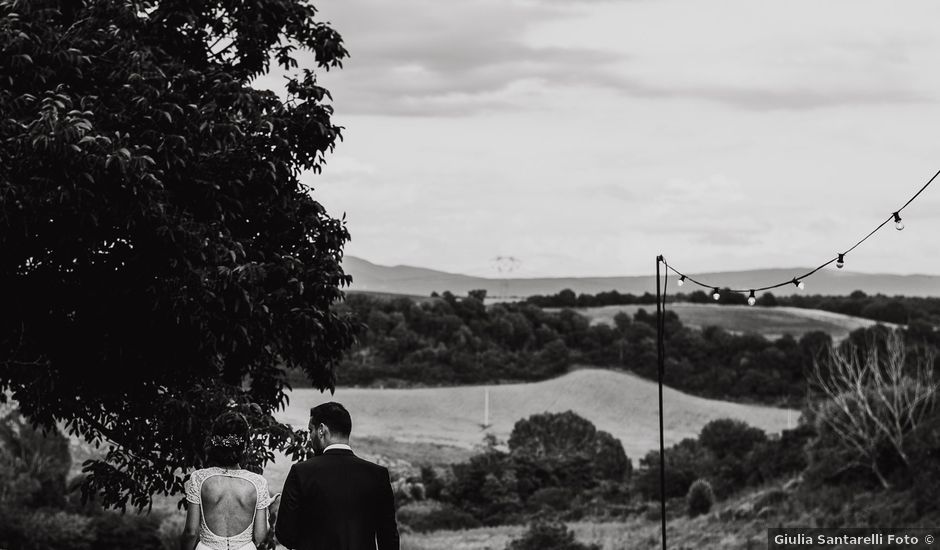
[157,513,186,550]
[698,419,769,498]
[0,410,72,508]
[635,439,705,500]
[805,395,908,489]
[91,511,163,550]
[699,419,767,460]
[527,487,574,512]
[398,501,483,532]
[0,509,96,550]
[506,522,600,550]
[687,479,715,517]
[445,451,521,525]
[744,424,815,485]
[420,466,447,500]
[907,406,940,512]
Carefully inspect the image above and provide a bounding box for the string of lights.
[653,168,938,550]
[660,167,940,305]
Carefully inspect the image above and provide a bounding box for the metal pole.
[484,387,490,428]
[655,255,667,550]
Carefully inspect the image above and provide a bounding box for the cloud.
[597,78,930,111]
[258,0,626,116]
[259,0,939,117]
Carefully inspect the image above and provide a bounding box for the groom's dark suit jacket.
[276,448,400,550]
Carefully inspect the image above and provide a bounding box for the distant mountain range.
[343,256,940,298]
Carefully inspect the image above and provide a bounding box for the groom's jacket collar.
[322,443,354,455]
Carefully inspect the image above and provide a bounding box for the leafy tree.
[757,292,777,307]
[0,0,354,509]
[509,411,599,460]
[509,411,629,493]
[698,419,767,460]
[555,289,577,308]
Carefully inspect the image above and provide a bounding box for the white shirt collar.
[323,443,352,453]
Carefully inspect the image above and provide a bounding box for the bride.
[180,411,280,550]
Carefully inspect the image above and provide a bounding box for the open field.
[563,303,889,340]
[268,368,798,492]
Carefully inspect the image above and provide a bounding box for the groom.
[276,402,400,550]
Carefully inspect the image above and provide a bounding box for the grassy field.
[267,368,798,492]
[399,502,768,549]
[562,303,887,340]
[398,485,775,550]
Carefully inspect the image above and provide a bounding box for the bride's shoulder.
[238,469,268,485]
[185,468,217,503]
[188,467,218,480]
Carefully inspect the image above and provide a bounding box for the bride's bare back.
[182,467,273,549]
[201,475,257,537]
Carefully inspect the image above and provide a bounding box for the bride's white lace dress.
[185,467,273,550]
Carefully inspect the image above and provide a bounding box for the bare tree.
[810,330,938,488]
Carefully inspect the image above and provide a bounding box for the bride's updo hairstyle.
[206,411,250,466]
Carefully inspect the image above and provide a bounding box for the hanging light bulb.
[893,212,904,231]
[747,290,757,306]
[677,275,686,287]
[792,278,805,290]
[836,253,845,269]
[712,288,721,301]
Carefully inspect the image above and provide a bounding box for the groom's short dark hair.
[310,402,352,437]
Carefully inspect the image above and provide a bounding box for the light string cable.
[661,167,940,301]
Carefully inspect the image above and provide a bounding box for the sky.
[254,0,940,279]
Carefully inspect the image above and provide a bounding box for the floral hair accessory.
[208,434,246,449]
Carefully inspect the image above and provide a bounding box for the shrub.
[804,410,878,488]
[157,513,186,550]
[397,501,482,532]
[744,424,815,485]
[699,419,767,460]
[445,451,521,524]
[527,487,574,512]
[506,522,600,550]
[91,511,163,550]
[420,466,447,500]
[907,405,940,512]
[573,480,632,519]
[635,439,705,500]
[0,509,95,550]
[0,410,72,508]
[687,479,715,517]
[392,478,426,506]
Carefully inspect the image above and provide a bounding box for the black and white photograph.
[2,0,940,549]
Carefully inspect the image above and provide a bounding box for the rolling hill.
[267,368,798,491]
[343,256,940,298]
[567,303,891,340]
